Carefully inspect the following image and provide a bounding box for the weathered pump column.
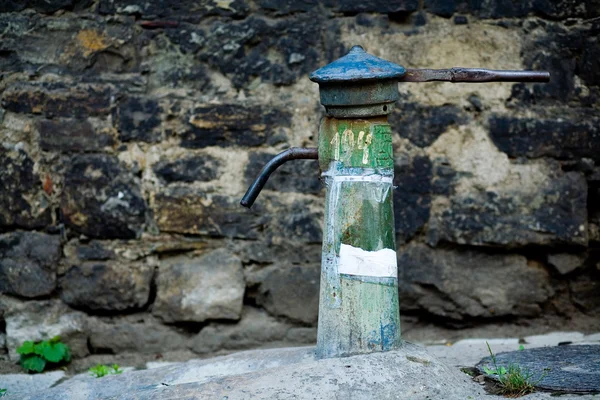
[309,47,405,358]
[241,46,549,359]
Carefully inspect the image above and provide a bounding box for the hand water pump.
[241,46,549,359]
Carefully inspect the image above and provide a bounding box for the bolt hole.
[383,105,388,111]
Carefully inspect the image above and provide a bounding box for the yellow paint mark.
[341,128,355,162]
[69,212,88,226]
[357,130,365,149]
[249,124,266,132]
[189,117,216,129]
[215,0,235,10]
[342,128,354,149]
[362,133,372,164]
[330,131,340,160]
[76,30,109,57]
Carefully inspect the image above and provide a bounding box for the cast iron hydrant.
[241,46,549,359]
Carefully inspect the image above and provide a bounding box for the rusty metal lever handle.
[400,68,550,83]
[241,147,318,208]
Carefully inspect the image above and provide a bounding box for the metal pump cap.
[310,46,405,118]
[309,45,406,83]
[310,45,550,119]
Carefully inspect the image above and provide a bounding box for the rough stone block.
[154,190,321,244]
[197,15,324,87]
[0,0,92,14]
[153,154,221,183]
[180,104,291,148]
[0,232,61,298]
[427,171,588,247]
[390,102,467,148]
[152,188,265,238]
[531,0,600,19]
[397,243,553,320]
[245,263,320,325]
[114,97,162,143]
[39,119,114,152]
[424,0,457,18]
[65,240,116,261]
[232,240,322,265]
[60,154,146,239]
[258,0,319,14]
[153,248,244,323]
[0,150,52,230]
[570,272,600,313]
[1,297,89,361]
[98,0,249,20]
[325,0,418,13]
[468,0,531,18]
[261,197,323,244]
[547,253,586,275]
[489,115,600,161]
[162,24,206,55]
[0,14,136,73]
[518,23,597,104]
[191,307,294,354]
[60,260,154,312]
[1,83,112,119]
[394,155,432,243]
[88,315,190,354]
[245,151,321,194]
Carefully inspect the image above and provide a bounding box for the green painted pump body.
[310,46,406,358]
[315,116,400,358]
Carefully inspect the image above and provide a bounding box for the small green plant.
[17,336,71,373]
[0,388,7,397]
[482,341,546,398]
[89,364,123,378]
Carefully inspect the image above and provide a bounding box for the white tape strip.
[326,175,393,184]
[338,244,397,278]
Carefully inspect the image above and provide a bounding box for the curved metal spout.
[400,68,550,83]
[240,147,318,208]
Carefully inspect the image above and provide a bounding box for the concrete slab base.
[14,342,481,400]
[3,332,600,399]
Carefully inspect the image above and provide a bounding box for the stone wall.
[1,0,599,361]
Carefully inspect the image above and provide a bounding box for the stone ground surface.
[1,331,598,399]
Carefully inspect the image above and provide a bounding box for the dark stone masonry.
[0,0,599,361]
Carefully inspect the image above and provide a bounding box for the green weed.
[89,364,123,378]
[17,336,71,373]
[482,341,546,398]
[0,388,7,397]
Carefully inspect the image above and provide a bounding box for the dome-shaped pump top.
[310,45,406,83]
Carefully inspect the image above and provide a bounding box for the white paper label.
[338,244,397,278]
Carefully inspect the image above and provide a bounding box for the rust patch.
[43,175,53,195]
